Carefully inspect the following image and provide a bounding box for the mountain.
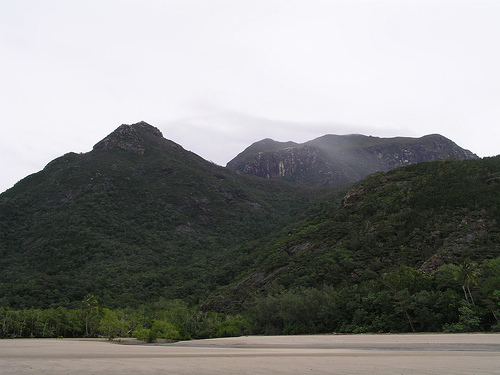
[204,156,500,316]
[227,134,478,186]
[0,122,331,308]
[1,122,500,335]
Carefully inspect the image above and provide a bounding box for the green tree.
[99,308,127,340]
[488,290,500,329]
[453,259,480,305]
[82,294,100,337]
[393,289,416,332]
[443,301,481,332]
[479,257,500,327]
[150,319,182,340]
[132,326,157,342]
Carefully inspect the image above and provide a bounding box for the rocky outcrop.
[240,146,319,178]
[93,122,163,154]
[227,134,478,186]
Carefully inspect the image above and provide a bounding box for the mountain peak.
[131,121,164,138]
[92,122,165,154]
[227,133,478,186]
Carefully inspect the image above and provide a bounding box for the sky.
[1,0,500,193]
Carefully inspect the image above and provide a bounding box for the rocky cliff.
[227,134,478,186]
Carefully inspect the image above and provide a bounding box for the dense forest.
[0,123,326,309]
[1,123,499,339]
[2,255,499,338]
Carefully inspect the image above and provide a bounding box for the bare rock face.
[228,134,478,186]
[93,121,163,154]
[242,146,327,177]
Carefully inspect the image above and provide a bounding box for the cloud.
[160,105,419,166]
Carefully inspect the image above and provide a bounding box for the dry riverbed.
[1,333,499,374]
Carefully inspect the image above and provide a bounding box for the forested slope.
[205,157,500,333]
[1,123,499,338]
[0,122,327,308]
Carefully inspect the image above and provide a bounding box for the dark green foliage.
[0,123,328,309]
[206,156,500,332]
[248,257,499,334]
[1,122,500,336]
[0,296,250,340]
[442,301,482,333]
[241,157,500,289]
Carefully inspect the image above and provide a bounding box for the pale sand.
[1,334,499,374]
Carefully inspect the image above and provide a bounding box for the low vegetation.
[0,297,251,340]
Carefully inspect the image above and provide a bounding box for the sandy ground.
[1,333,499,374]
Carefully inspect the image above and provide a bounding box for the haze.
[1,0,499,193]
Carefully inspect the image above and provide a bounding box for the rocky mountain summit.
[93,121,165,154]
[227,134,478,186]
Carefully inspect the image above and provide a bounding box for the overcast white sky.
[1,0,500,193]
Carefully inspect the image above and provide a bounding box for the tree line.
[250,258,500,334]
[0,298,250,341]
[1,258,499,340]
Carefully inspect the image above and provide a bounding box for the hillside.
[0,122,331,308]
[1,123,499,336]
[227,134,477,186]
[204,156,500,332]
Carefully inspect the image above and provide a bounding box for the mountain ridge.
[0,122,327,308]
[203,155,500,314]
[1,121,499,335]
[227,133,477,186]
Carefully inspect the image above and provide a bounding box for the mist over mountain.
[227,134,477,186]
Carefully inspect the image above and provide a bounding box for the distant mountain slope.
[0,122,327,308]
[227,134,478,186]
[204,156,500,313]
